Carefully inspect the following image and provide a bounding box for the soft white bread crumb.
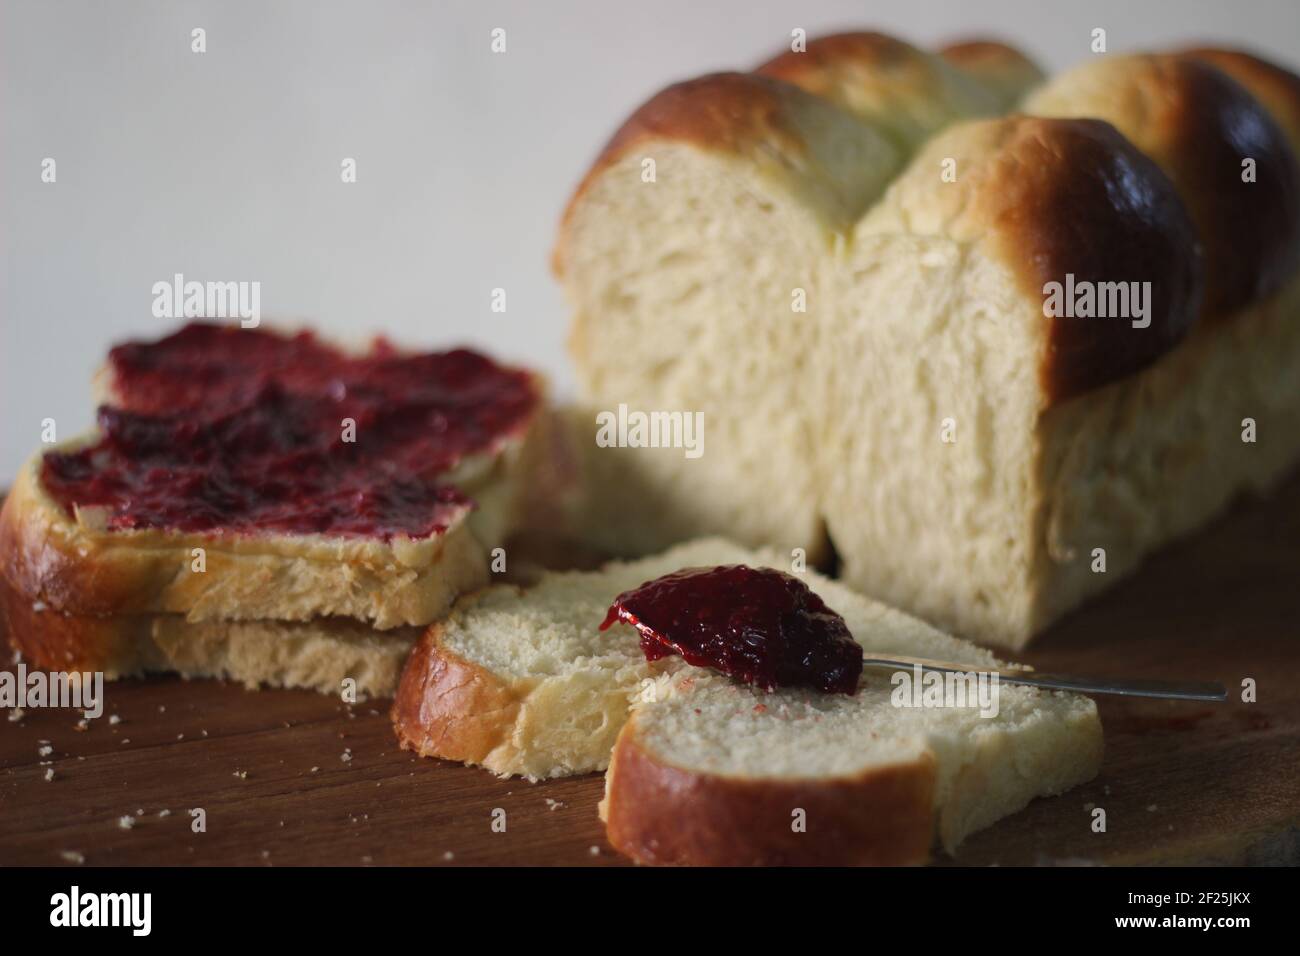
[395,539,759,779]
[0,586,416,698]
[611,654,1100,855]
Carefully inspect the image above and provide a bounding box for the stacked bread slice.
[554,32,1300,650]
[1,323,544,697]
[392,538,1101,864]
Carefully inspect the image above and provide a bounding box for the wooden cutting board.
[2,480,1298,867]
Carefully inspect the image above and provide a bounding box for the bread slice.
[2,323,544,629]
[392,537,1102,863]
[603,663,1100,866]
[1,575,415,699]
[0,440,502,629]
[2,322,544,695]
[556,36,1300,650]
[392,539,757,778]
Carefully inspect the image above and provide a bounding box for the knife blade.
[862,655,1227,701]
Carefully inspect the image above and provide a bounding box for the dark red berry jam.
[108,323,347,415]
[600,565,863,694]
[41,323,539,540]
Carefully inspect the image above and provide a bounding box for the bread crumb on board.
[59,850,85,865]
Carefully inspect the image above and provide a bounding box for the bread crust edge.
[0,570,142,674]
[390,622,525,768]
[601,716,938,866]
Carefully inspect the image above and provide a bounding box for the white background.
[3,0,1298,480]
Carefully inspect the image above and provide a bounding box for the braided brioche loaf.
[554,32,1300,650]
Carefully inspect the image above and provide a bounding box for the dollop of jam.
[600,565,863,694]
[40,323,539,539]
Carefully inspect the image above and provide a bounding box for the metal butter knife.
[863,656,1227,702]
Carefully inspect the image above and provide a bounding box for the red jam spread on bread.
[40,323,538,539]
[600,565,863,694]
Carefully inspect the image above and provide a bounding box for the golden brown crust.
[390,623,523,765]
[1,466,185,618]
[758,31,926,96]
[557,32,1031,277]
[892,115,1204,401]
[553,39,1208,403]
[553,72,812,277]
[997,117,1205,401]
[602,719,938,866]
[938,38,1045,106]
[939,38,1036,68]
[0,571,141,673]
[1155,56,1300,314]
[1181,47,1300,155]
[1028,55,1300,317]
[594,72,800,163]
[755,31,1000,149]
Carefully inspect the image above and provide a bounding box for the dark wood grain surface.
[2,481,1298,867]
